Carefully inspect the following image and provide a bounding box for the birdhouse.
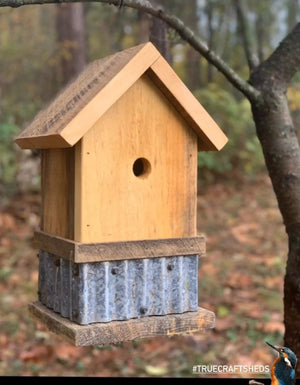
[15,42,227,346]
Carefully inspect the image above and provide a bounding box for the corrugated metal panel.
[38,251,198,325]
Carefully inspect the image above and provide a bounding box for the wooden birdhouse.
[15,42,227,346]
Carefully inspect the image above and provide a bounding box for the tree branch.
[250,22,300,92]
[0,0,262,102]
[233,0,259,71]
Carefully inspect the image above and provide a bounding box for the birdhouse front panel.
[40,73,198,243]
[74,73,198,243]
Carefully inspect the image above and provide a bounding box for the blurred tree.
[149,0,171,63]
[55,3,87,83]
[185,0,202,91]
[287,0,300,32]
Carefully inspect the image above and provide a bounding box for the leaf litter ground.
[0,174,287,377]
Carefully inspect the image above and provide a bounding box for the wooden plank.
[75,73,198,243]
[74,139,82,243]
[15,134,71,150]
[35,231,76,260]
[41,148,74,239]
[28,301,215,346]
[34,231,206,263]
[77,237,205,263]
[147,57,228,151]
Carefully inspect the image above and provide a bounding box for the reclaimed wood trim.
[34,230,206,263]
[35,231,76,260]
[147,57,228,151]
[28,301,215,346]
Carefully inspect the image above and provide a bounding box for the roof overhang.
[15,42,227,151]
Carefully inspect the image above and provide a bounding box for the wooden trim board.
[35,231,206,263]
[28,301,215,346]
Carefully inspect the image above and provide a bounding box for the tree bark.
[206,0,214,83]
[249,22,300,373]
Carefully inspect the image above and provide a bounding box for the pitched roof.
[14,42,227,151]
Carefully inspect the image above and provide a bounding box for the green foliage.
[195,84,265,179]
[0,7,58,125]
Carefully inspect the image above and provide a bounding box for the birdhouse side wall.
[74,74,198,243]
[41,148,75,239]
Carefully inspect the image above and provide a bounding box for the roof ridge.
[14,42,227,151]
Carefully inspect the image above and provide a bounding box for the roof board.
[14,42,227,151]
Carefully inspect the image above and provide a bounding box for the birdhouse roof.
[14,42,227,151]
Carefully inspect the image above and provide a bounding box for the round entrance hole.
[132,158,151,178]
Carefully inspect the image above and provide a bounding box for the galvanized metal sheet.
[38,251,198,325]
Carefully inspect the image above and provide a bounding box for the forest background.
[0,0,299,378]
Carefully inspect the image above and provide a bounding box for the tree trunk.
[251,90,300,374]
[149,0,171,63]
[255,9,265,63]
[205,1,215,83]
[56,3,87,84]
[249,22,300,373]
[234,0,259,70]
[137,9,150,43]
[186,0,202,91]
[287,0,299,33]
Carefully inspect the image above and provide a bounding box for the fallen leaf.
[231,222,259,245]
[0,213,16,231]
[217,305,230,318]
[54,343,85,361]
[227,273,253,289]
[215,316,234,331]
[20,345,54,363]
[144,365,168,376]
[264,276,282,289]
[250,347,273,364]
[262,321,285,334]
[201,263,220,276]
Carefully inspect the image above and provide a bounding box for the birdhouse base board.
[28,301,215,346]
